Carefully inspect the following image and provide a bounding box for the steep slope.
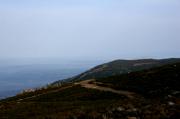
[95,62,180,97]
[52,58,180,86]
[0,62,180,119]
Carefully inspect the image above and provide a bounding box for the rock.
[168,101,175,106]
[127,108,138,112]
[132,108,138,112]
[172,91,180,95]
[144,105,151,109]
[116,107,125,112]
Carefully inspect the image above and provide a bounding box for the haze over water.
[0,59,104,99]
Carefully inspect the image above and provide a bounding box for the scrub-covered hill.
[52,58,180,86]
[0,61,180,119]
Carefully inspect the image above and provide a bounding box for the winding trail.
[16,79,135,102]
[77,79,135,99]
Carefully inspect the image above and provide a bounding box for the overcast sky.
[0,0,180,61]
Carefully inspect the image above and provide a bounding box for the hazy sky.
[0,0,180,60]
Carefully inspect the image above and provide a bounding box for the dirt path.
[77,79,135,99]
[17,79,135,102]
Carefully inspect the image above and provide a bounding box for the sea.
[0,59,103,99]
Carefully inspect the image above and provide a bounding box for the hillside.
[0,61,180,119]
[95,62,180,97]
[52,58,180,86]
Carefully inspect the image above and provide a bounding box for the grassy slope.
[96,62,180,97]
[0,85,127,119]
[0,62,180,119]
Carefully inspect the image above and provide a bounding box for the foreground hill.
[0,61,180,119]
[52,58,180,86]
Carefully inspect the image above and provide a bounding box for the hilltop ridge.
[52,58,180,86]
